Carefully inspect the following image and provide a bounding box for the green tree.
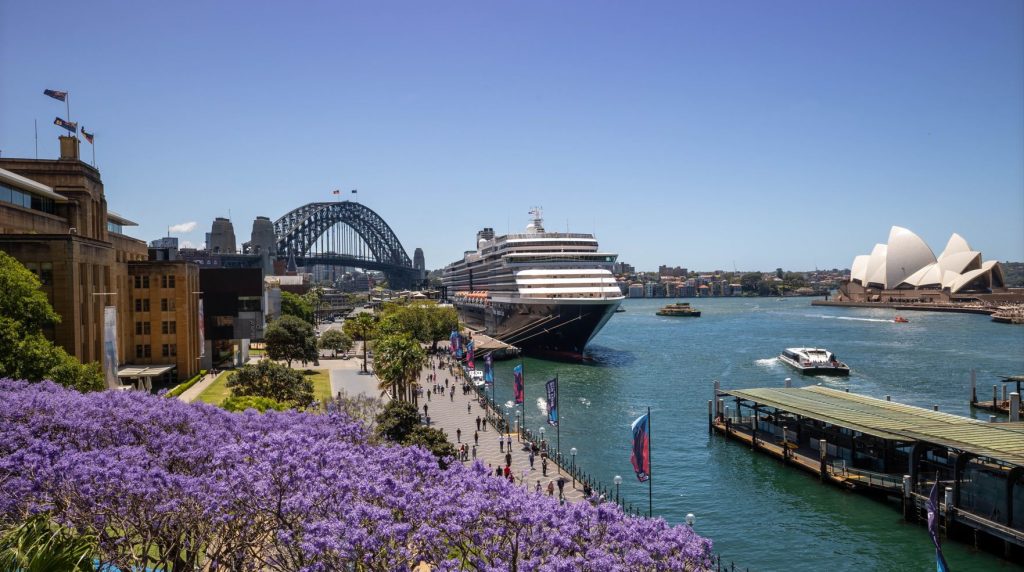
[226,359,313,407]
[373,334,426,403]
[342,313,377,373]
[375,400,421,443]
[221,394,290,413]
[403,425,457,469]
[0,252,104,391]
[318,329,352,357]
[378,301,457,351]
[264,315,318,367]
[740,272,762,294]
[280,291,314,324]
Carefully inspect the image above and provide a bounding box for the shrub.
[221,395,290,413]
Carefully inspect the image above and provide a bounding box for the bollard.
[994,385,999,407]
[784,377,792,388]
[990,415,997,423]
[1011,393,1020,422]
[886,395,891,401]
[708,400,714,434]
[819,439,828,480]
[933,405,939,411]
[718,399,725,419]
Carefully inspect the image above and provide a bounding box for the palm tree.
[343,313,377,373]
[373,334,426,403]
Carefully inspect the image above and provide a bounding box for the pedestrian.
[496,467,502,477]
[505,451,512,467]
[506,434,512,451]
[542,457,548,477]
[456,428,461,443]
[474,431,479,446]
[547,481,555,496]
[503,465,511,478]
[482,418,487,431]
[557,477,566,497]
[467,402,472,414]
[529,450,535,469]
[450,387,455,402]
[426,390,431,402]
[476,416,481,431]
[423,404,428,417]
[472,445,477,459]
[499,435,504,453]
[536,480,542,493]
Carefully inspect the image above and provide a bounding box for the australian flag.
[927,478,951,572]
[631,412,651,483]
[44,89,67,101]
[484,354,494,385]
[546,378,558,427]
[80,127,94,144]
[513,364,524,405]
[54,117,77,133]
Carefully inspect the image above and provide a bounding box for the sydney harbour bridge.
[274,201,421,287]
[221,201,424,289]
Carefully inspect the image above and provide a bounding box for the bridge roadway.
[420,353,586,503]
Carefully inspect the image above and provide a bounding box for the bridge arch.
[273,202,418,287]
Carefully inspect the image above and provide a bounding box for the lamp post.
[685,513,696,527]
[570,447,577,488]
[614,475,622,505]
[539,427,545,452]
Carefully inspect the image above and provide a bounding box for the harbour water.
[486,297,1024,571]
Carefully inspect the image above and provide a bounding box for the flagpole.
[556,373,561,474]
[66,94,72,139]
[648,406,653,517]
[34,119,38,159]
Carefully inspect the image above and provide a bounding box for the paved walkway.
[178,371,220,403]
[420,355,585,503]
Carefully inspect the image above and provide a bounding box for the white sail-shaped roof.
[850,255,870,284]
[865,244,888,286]
[938,251,982,275]
[901,263,942,288]
[939,233,972,258]
[885,226,936,290]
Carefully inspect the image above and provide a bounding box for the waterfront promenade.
[421,354,586,503]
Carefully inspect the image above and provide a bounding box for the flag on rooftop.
[81,127,94,144]
[54,117,77,133]
[332,189,340,195]
[44,89,67,101]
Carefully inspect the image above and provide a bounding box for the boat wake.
[578,397,591,407]
[755,357,780,368]
[805,314,892,324]
[536,397,548,413]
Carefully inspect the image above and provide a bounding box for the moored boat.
[779,347,850,376]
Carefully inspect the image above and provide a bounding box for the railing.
[827,460,903,490]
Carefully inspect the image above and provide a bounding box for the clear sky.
[2,1,1022,272]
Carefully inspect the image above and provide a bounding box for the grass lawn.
[195,369,332,407]
[196,371,233,405]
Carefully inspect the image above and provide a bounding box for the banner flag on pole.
[102,306,119,389]
[54,117,77,133]
[80,126,94,144]
[467,340,475,370]
[484,354,493,385]
[631,412,651,482]
[513,364,524,405]
[546,377,558,426]
[198,299,206,358]
[927,478,951,572]
[44,89,67,101]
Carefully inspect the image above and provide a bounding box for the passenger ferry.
[656,303,701,317]
[441,208,624,358]
[778,348,850,376]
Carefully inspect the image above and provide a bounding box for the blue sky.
[2,1,1021,271]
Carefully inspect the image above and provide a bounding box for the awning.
[118,365,175,378]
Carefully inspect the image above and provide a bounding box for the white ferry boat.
[441,208,624,359]
[779,348,850,376]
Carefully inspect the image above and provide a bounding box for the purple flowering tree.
[0,379,713,571]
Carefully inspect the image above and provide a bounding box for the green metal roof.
[724,386,1024,466]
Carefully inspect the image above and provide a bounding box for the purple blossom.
[0,379,713,570]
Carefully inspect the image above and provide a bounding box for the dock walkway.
[421,355,585,503]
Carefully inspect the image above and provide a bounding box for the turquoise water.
[487,297,1024,571]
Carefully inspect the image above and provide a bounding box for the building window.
[161,275,176,289]
[135,321,150,335]
[160,298,175,311]
[161,321,176,334]
[162,344,177,357]
[133,275,151,289]
[144,345,151,358]
[135,344,152,358]
[135,345,143,358]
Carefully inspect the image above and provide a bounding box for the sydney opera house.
[835,226,1019,305]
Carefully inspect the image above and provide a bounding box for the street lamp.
[614,475,622,505]
[570,447,578,488]
[685,513,696,527]
[539,427,545,451]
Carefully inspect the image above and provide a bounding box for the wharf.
[971,374,1024,417]
[810,299,995,315]
[710,384,1024,560]
[460,329,521,360]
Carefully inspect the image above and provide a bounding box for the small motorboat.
[779,348,850,376]
[893,316,909,323]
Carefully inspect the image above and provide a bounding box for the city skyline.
[2,1,1022,271]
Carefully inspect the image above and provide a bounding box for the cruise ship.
[442,209,624,358]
